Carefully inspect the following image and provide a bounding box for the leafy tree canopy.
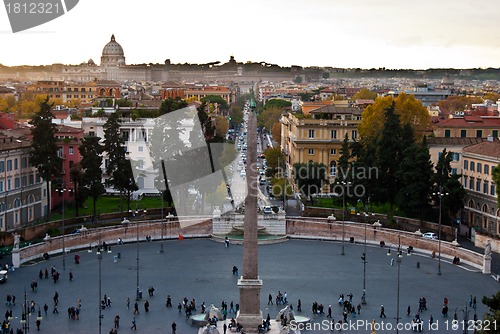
[263,99,291,110]
[359,93,431,143]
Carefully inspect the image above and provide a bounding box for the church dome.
[100,34,126,67]
[102,34,124,56]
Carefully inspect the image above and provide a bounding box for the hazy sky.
[1,0,499,69]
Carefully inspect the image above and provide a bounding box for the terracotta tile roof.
[309,104,362,115]
[56,124,84,133]
[462,139,500,158]
[427,137,486,146]
[436,117,500,128]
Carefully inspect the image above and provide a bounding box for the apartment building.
[461,138,500,237]
[0,133,48,231]
[281,104,362,191]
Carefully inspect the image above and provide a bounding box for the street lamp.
[135,209,147,301]
[55,186,72,271]
[433,187,449,276]
[21,287,29,333]
[160,191,164,254]
[97,246,103,334]
[386,235,409,334]
[357,211,371,305]
[454,303,471,334]
[341,181,351,256]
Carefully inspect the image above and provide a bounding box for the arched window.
[13,198,21,208]
[330,161,337,176]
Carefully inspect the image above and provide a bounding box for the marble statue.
[12,233,20,250]
[275,305,295,323]
[485,240,492,257]
[204,304,224,321]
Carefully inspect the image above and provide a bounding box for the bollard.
[417,262,420,268]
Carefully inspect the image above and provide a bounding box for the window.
[483,181,488,194]
[74,88,79,92]
[80,95,85,99]
[470,161,475,172]
[7,179,11,190]
[14,159,18,170]
[451,168,457,175]
[89,131,95,137]
[0,181,3,192]
[7,160,12,171]
[22,176,27,187]
[81,88,86,92]
[464,160,468,170]
[330,161,336,176]
[352,130,358,140]
[331,130,337,139]
[491,183,496,196]
[57,147,63,158]
[67,88,72,92]
[67,94,72,98]
[444,129,451,137]
[463,176,468,188]
[476,179,481,192]
[469,177,474,190]
[476,130,483,138]
[452,152,459,161]
[308,149,314,155]
[308,130,315,139]
[138,146,144,152]
[484,164,489,175]
[14,177,20,188]
[29,175,34,185]
[492,130,498,138]
[460,130,467,138]
[21,157,27,168]
[36,173,41,183]
[0,161,4,173]
[477,163,482,173]
[330,149,336,155]
[69,147,74,155]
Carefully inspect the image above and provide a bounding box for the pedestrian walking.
[327,305,332,318]
[357,303,361,315]
[380,305,386,318]
[223,323,227,334]
[35,318,41,330]
[225,236,230,248]
[171,321,177,334]
[297,299,301,312]
[407,305,411,316]
[131,317,137,330]
[114,314,120,328]
[268,294,273,305]
[134,302,139,315]
[127,297,130,309]
[390,258,394,266]
[166,295,172,308]
[43,304,48,316]
[69,272,73,281]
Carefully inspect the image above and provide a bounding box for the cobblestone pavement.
[1,238,498,333]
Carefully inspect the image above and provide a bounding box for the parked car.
[262,206,273,214]
[422,232,438,240]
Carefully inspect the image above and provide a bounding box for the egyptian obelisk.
[236,106,263,332]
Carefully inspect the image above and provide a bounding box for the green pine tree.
[79,136,105,220]
[29,96,61,221]
[376,101,403,219]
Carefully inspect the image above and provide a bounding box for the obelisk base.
[237,277,263,333]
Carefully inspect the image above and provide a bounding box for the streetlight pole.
[341,181,351,256]
[387,235,404,334]
[160,191,164,254]
[135,209,146,301]
[97,247,103,334]
[362,212,367,305]
[56,186,68,271]
[433,187,449,276]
